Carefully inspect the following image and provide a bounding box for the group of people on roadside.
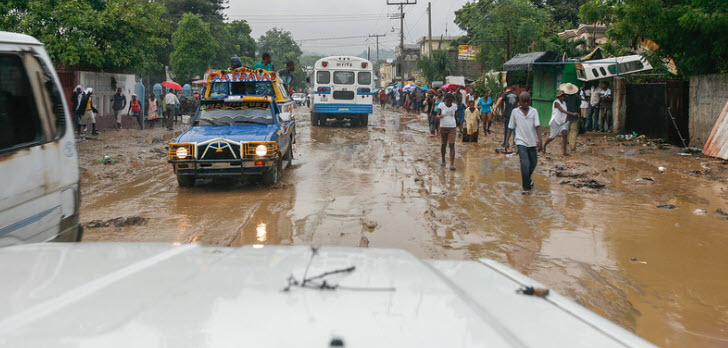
[385,81,613,195]
[70,85,182,135]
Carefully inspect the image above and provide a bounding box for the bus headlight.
[255,145,268,156]
[176,147,188,159]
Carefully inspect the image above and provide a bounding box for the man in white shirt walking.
[164,90,180,130]
[505,92,543,194]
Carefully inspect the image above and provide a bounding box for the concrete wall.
[449,50,481,80]
[689,74,728,146]
[612,77,627,133]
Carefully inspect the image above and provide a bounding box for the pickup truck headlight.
[176,147,189,159]
[255,145,267,156]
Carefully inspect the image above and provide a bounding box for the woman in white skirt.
[543,90,579,156]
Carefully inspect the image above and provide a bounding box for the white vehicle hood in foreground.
[0,243,654,347]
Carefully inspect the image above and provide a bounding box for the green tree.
[530,0,590,29]
[455,0,552,71]
[170,13,218,83]
[1,0,169,73]
[579,0,728,76]
[257,28,305,90]
[416,50,455,83]
[256,28,303,69]
[227,20,256,59]
[161,0,227,23]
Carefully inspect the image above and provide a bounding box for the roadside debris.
[693,209,707,216]
[516,286,549,297]
[96,155,118,165]
[657,204,677,209]
[630,257,647,264]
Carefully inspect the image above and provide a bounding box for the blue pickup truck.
[168,95,294,187]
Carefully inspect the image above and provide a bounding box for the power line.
[298,35,369,42]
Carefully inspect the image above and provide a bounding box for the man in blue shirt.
[253,52,274,71]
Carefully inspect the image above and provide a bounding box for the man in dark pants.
[504,92,542,194]
[164,90,180,130]
[494,84,519,147]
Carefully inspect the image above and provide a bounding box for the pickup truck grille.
[197,143,239,160]
[333,91,355,100]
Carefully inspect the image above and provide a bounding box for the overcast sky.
[226,0,471,56]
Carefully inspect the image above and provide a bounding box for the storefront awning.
[503,52,561,71]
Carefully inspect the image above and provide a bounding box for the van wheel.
[262,159,281,185]
[361,115,369,127]
[177,175,195,187]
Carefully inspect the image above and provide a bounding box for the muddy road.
[77,107,728,347]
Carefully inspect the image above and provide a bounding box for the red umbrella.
[161,80,183,90]
[441,83,463,91]
[191,79,208,86]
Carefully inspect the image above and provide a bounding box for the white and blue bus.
[310,56,374,127]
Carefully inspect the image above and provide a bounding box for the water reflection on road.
[82,107,728,347]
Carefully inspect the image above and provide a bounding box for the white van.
[0,31,81,246]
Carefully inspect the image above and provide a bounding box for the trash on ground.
[624,150,636,156]
[630,257,647,264]
[96,155,117,165]
[658,166,666,172]
[657,204,677,209]
[693,209,707,216]
[715,209,728,217]
[637,177,654,182]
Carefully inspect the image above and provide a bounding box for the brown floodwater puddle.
[80,109,728,347]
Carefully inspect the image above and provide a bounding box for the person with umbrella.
[164,89,180,130]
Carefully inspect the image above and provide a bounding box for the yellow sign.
[458,45,480,61]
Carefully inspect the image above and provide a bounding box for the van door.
[0,51,79,246]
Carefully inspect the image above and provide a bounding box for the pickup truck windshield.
[209,81,275,98]
[195,102,274,125]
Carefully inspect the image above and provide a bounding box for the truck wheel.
[361,115,369,127]
[310,112,319,127]
[262,159,281,185]
[285,143,293,168]
[177,175,195,187]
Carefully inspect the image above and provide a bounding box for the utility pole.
[427,2,432,57]
[388,0,416,87]
[368,33,386,63]
[367,46,371,61]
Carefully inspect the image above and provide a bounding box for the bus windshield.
[195,102,273,125]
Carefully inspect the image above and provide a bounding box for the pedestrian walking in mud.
[495,84,520,147]
[580,83,591,132]
[111,88,127,129]
[456,96,465,134]
[543,90,579,156]
[379,89,387,109]
[598,81,613,132]
[431,91,444,136]
[560,83,581,151]
[71,85,84,135]
[79,88,99,135]
[478,90,493,135]
[505,92,542,193]
[147,94,159,129]
[463,99,479,143]
[587,82,602,131]
[437,93,458,170]
[164,90,180,130]
[127,94,143,129]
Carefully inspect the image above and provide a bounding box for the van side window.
[0,54,44,152]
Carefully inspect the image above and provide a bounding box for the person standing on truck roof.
[78,88,99,135]
[111,88,127,130]
[253,52,274,71]
[277,60,296,94]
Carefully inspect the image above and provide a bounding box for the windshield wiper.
[198,119,228,126]
[233,120,260,124]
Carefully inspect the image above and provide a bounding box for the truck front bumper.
[168,158,277,176]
